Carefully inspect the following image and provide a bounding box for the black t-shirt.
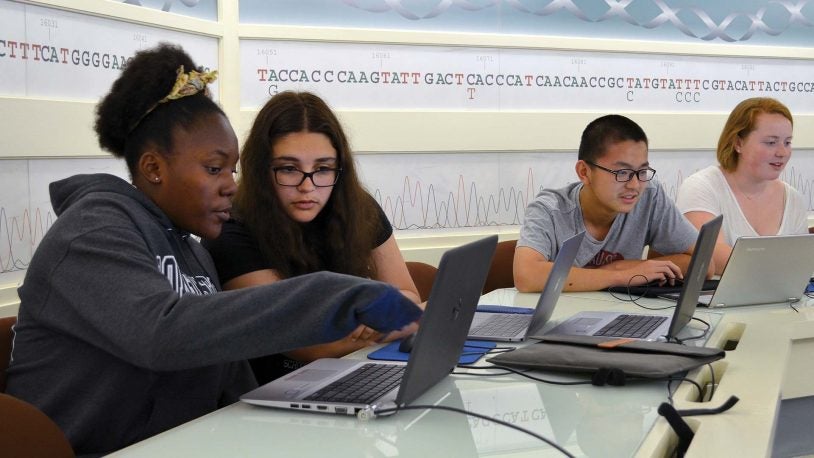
[203,197,393,384]
[204,197,392,285]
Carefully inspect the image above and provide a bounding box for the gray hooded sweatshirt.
[6,173,421,456]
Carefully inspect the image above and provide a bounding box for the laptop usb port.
[317,405,327,410]
[335,407,348,414]
[301,404,311,409]
[290,404,299,408]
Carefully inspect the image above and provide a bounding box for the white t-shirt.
[676,165,808,246]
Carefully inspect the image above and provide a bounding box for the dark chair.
[0,316,15,393]
[0,316,75,457]
[482,239,517,294]
[0,393,74,457]
[809,226,814,234]
[405,261,438,302]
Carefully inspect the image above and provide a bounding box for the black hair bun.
[94,42,198,157]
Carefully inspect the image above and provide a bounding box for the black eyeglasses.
[584,161,656,182]
[272,166,342,187]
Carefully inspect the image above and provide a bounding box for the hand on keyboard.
[647,278,684,288]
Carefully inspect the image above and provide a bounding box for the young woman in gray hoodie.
[5,43,421,456]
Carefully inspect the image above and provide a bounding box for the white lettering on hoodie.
[157,255,217,296]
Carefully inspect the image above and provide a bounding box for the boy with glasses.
[513,114,702,292]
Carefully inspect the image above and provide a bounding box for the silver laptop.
[696,234,814,308]
[240,235,498,416]
[468,232,585,342]
[543,215,722,342]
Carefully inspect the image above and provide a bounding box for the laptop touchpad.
[572,317,601,331]
[288,369,337,382]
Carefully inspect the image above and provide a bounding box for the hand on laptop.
[377,322,419,344]
[348,325,382,344]
[356,285,423,332]
[599,259,683,286]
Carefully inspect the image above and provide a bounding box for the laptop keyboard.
[593,314,668,339]
[304,363,404,405]
[469,314,531,337]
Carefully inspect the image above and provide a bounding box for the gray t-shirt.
[518,181,697,267]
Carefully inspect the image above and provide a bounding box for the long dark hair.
[234,91,381,278]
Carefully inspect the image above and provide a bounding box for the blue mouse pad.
[367,340,497,364]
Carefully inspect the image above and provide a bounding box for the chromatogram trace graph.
[0,206,54,273]
[2,151,814,277]
[784,165,814,209]
[361,151,579,231]
[0,157,129,278]
[376,169,543,229]
[360,150,814,232]
[373,168,693,230]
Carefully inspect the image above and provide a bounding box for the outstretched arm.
[31,226,421,372]
[223,236,421,363]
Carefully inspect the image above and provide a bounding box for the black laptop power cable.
[787,297,801,313]
[667,377,704,403]
[357,402,575,458]
[706,362,716,400]
[662,316,711,345]
[607,274,678,310]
